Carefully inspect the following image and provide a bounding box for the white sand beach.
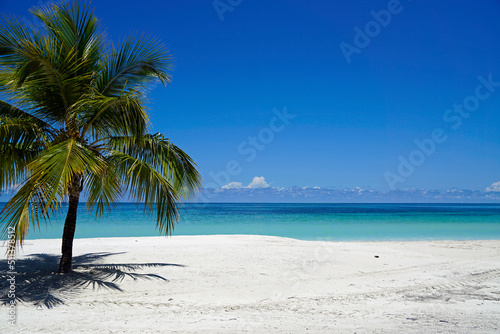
[1,235,500,333]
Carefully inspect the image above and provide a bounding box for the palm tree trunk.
[58,174,83,273]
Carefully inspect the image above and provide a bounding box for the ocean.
[2,203,500,241]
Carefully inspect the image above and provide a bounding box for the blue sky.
[1,0,500,202]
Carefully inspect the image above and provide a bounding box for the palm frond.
[84,156,122,217]
[27,138,106,208]
[0,15,67,119]
[107,134,201,199]
[0,178,51,245]
[95,34,173,96]
[0,15,41,65]
[0,8,97,124]
[0,100,56,136]
[30,0,104,67]
[110,150,180,235]
[0,101,57,189]
[77,90,149,139]
[0,138,107,246]
[0,1,201,253]
[0,118,45,190]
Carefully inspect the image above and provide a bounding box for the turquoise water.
[2,203,500,241]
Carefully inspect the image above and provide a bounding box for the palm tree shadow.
[0,252,184,309]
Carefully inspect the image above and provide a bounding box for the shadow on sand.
[0,252,184,308]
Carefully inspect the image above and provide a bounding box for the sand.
[1,235,499,333]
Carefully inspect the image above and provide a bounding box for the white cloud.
[221,177,270,190]
[247,176,270,189]
[485,181,500,192]
[222,182,243,189]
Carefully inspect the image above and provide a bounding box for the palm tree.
[0,1,201,273]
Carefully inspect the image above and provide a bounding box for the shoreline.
[19,233,500,243]
[2,235,500,333]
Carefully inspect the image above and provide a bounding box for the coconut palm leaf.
[1,138,107,241]
[30,0,104,62]
[0,117,46,190]
[78,90,149,139]
[107,134,201,198]
[84,158,122,217]
[95,35,173,97]
[109,150,179,235]
[0,0,201,272]
[0,101,56,190]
